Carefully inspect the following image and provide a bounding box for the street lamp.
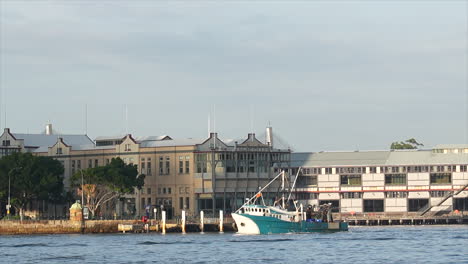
[79,169,85,233]
[7,167,22,217]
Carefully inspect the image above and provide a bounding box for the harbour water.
[0,226,467,264]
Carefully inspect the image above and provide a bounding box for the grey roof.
[221,138,244,147]
[292,151,390,167]
[94,135,126,141]
[33,144,114,153]
[70,144,115,151]
[433,144,468,149]
[135,135,172,142]
[139,138,204,148]
[13,133,94,148]
[385,151,468,165]
[292,150,468,167]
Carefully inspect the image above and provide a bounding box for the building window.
[159,157,164,174]
[341,192,362,199]
[325,168,332,174]
[148,197,152,206]
[106,159,110,165]
[298,175,317,186]
[180,197,184,209]
[125,144,131,151]
[429,191,450,197]
[385,191,407,198]
[461,165,467,172]
[88,159,92,168]
[385,174,406,185]
[179,161,184,174]
[163,188,166,194]
[2,140,10,146]
[186,197,190,209]
[311,168,321,174]
[363,200,384,212]
[408,199,429,212]
[141,198,145,209]
[165,157,170,174]
[94,159,98,167]
[185,160,190,174]
[430,173,451,184]
[168,188,171,194]
[340,175,362,186]
[453,198,468,211]
[77,160,81,169]
[369,167,377,173]
[56,148,63,155]
[147,188,151,195]
[158,188,161,194]
[147,162,152,176]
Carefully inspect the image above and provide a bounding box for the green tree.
[0,152,64,220]
[390,138,424,150]
[70,157,144,218]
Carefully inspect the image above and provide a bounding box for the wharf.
[339,212,468,226]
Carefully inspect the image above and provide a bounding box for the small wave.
[39,255,85,261]
[138,241,194,245]
[58,243,88,247]
[230,238,294,243]
[9,243,50,248]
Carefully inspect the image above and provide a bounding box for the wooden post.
[200,210,204,233]
[181,210,186,234]
[219,210,224,233]
[162,211,166,234]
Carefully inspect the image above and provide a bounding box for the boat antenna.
[287,167,302,211]
[282,171,285,209]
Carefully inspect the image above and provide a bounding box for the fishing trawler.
[232,170,348,234]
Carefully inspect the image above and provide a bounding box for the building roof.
[135,135,172,142]
[94,135,126,141]
[433,144,468,149]
[139,138,205,148]
[292,149,468,167]
[13,133,94,148]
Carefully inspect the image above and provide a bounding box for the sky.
[0,1,467,151]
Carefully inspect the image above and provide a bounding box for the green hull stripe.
[240,214,348,234]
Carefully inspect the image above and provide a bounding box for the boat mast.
[287,167,302,206]
[281,171,285,209]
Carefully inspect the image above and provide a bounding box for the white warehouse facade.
[291,144,468,217]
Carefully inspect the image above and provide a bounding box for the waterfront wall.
[0,220,140,235]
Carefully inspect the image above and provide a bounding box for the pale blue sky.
[0,1,466,151]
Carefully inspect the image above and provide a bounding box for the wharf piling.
[343,213,468,226]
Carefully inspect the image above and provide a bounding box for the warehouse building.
[291,145,468,217]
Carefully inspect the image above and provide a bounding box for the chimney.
[266,126,273,147]
[45,123,53,135]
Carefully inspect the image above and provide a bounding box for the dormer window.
[56,148,63,155]
[124,144,131,151]
[2,140,10,146]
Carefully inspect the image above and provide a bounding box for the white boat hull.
[232,213,260,235]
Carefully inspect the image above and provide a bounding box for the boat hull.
[232,213,348,235]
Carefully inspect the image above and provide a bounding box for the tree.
[70,158,145,218]
[390,138,424,150]
[0,152,64,220]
